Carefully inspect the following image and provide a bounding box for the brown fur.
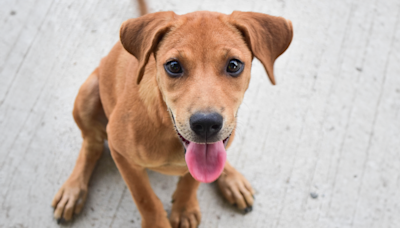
[52,10,292,228]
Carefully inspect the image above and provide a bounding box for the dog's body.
[52,9,292,228]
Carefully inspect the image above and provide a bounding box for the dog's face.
[155,12,252,146]
[120,11,292,182]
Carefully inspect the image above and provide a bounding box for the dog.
[51,2,293,227]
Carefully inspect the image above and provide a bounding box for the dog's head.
[120,11,293,182]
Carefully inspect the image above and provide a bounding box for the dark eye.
[164,60,183,77]
[226,59,244,76]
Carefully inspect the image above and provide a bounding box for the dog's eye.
[164,60,183,77]
[226,59,244,76]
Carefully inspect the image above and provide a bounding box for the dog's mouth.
[169,110,229,183]
[175,130,229,183]
[176,131,231,149]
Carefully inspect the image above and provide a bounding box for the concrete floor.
[1,0,400,227]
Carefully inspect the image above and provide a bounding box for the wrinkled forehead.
[157,12,249,60]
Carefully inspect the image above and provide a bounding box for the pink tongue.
[185,141,227,183]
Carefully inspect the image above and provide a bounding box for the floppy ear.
[229,11,293,85]
[120,11,176,84]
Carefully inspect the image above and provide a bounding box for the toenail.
[57,218,65,224]
[243,206,253,214]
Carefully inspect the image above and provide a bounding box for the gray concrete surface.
[1,0,400,227]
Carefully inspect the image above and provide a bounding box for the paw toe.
[170,207,201,228]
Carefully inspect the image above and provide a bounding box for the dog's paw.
[51,181,88,223]
[170,197,201,228]
[217,168,255,213]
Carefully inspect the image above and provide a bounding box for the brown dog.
[51,8,292,228]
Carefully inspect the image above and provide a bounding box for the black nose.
[190,112,223,138]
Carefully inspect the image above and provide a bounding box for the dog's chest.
[135,145,188,175]
[114,129,187,173]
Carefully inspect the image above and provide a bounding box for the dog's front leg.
[111,150,171,228]
[170,172,201,228]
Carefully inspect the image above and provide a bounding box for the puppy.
[52,7,292,228]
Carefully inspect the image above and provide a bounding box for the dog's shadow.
[62,141,239,227]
